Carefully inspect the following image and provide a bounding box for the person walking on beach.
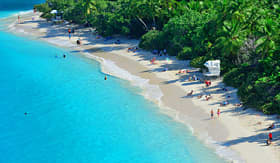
[217,109,220,118]
[211,109,214,119]
[267,132,273,145]
[68,28,71,39]
[18,15,20,24]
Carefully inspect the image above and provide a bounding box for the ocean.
[0,1,227,163]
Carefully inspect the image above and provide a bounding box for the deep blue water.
[0,1,227,163]
[0,0,44,10]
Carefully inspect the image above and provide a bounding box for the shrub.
[190,56,207,68]
[139,30,165,50]
[223,68,245,87]
[34,3,51,13]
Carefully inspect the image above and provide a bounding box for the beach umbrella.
[50,10,58,14]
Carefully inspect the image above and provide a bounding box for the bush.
[190,56,207,68]
[223,68,246,87]
[139,30,166,50]
[34,3,51,13]
[177,47,193,60]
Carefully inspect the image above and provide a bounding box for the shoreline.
[2,12,280,163]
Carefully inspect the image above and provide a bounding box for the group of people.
[55,54,67,58]
[152,49,167,56]
[127,47,139,53]
[68,28,75,39]
[266,123,276,145]
[189,75,199,81]
[211,109,221,119]
[266,131,273,145]
[205,80,212,87]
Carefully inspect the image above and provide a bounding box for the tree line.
[35,0,280,114]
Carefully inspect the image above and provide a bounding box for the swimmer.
[104,75,107,80]
[24,112,28,115]
[63,54,66,58]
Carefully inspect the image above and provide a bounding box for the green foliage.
[223,68,244,88]
[34,3,52,20]
[139,30,165,50]
[34,3,51,13]
[34,0,280,114]
[190,56,207,68]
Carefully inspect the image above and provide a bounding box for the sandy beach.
[3,12,280,163]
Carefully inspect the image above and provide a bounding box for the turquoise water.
[0,2,227,163]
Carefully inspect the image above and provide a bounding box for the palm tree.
[82,0,96,25]
[215,17,247,65]
[256,18,277,59]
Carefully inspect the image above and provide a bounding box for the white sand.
[3,12,280,163]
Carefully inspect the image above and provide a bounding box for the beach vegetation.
[34,0,280,114]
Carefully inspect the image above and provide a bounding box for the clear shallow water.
[0,2,227,163]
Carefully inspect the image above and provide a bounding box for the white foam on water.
[45,38,76,49]
[13,10,33,16]
[197,133,245,163]
[83,52,163,105]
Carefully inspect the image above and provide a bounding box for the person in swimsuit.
[104,75,107,80]
[211,109,214,119]
[217,109,220,118]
